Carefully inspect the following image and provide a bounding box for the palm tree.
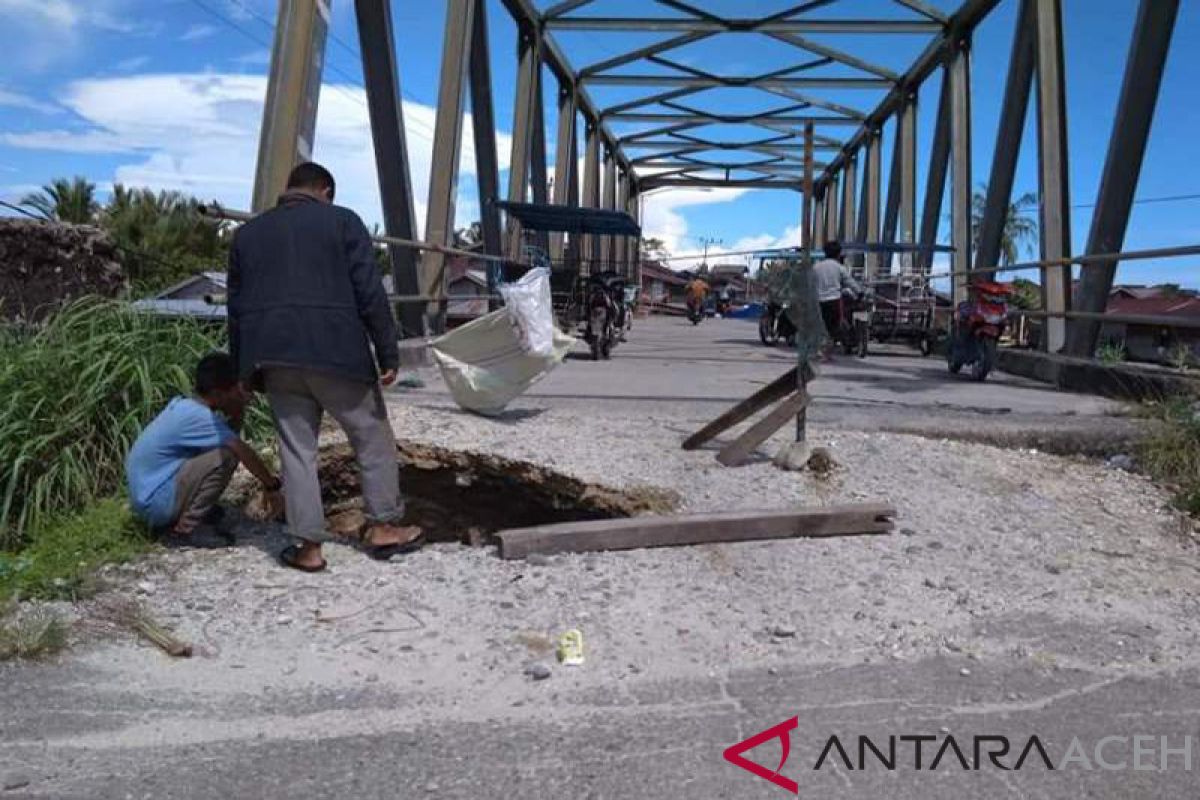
[970,185,1039,266]
[20,177,99,224]
[101,185,229,292]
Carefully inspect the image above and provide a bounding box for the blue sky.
[0,0,1197,287]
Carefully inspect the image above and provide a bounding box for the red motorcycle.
[948,280,1011,381]
[950,281,1008,381]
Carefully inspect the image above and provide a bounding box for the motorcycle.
[758,301,796,347]
[947,280,1012,381]
[834,289,872,359]
[585,272,624,360]
[687,297,705,325]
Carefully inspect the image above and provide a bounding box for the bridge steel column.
[616,170,631,277]
[550,86,577,263]
[253,0,331,214]
[802,122,815,252]
[949,36,973,305]
[601,148,617,268]
[976,0,1034,291]
[813,184,826,250]
[581,119,602,273]
[466,0,503,311]
[1033,0,1072,352]
[882,117,903,271]
[529,72,550,254]
[840,152,857,244]
[422,0,475,334]
[505,25,542,260]
[853,146,870,280]
[825,173,840,246]
[627,183,641,288]
[355,0,421,337]
[1067,0,1180,357]
[864,129,883,280]
[918,72,951,277]
[899,93,918,274]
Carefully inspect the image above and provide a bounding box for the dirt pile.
[0,219,126,322]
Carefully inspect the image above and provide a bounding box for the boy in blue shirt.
[126,353,281,539]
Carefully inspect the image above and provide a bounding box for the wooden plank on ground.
[716,391,809,467]
[682,367,797,451]
[497,503,895,560]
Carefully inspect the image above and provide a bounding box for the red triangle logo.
[723,716,800,794]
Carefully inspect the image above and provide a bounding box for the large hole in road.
[316,440,679,544]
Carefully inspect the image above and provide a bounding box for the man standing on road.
[813,240,861,348]
[228,162,423,573]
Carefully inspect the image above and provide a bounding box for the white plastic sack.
[498,267,555,357]
[431,308,574,416]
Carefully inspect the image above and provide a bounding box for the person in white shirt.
[812,240,862,341]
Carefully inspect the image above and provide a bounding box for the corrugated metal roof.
[131,298,226,319]
[496,201,641,236]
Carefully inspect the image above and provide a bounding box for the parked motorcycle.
[585,272,624,360]
[947,280,1012,381]
[758,301,796,347]
[835,289,872,359]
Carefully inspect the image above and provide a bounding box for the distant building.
[131,271,226,320]
[639,261,690,311]
[1099,285,1200,365]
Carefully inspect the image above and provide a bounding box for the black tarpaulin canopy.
[496,201,641,237]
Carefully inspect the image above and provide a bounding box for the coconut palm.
[20,177,99,224]
[101,185,229,292]
[971,185,1039,266]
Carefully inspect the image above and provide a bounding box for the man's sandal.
[366,531,426,561]
[279,544,327,573]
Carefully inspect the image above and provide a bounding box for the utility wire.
[186,0,369,113]
[218,0,438,141]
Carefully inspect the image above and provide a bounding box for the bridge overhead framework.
[253,0,1183,352]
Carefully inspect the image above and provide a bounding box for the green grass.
[0,298,269,548]
[0,498,151,602]
[1139,396,1200,515]
[1097,341,1127,366]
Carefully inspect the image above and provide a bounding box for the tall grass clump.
[1139,396,1200,515]
[0,298,263,547]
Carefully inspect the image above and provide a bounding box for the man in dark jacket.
[228,162,422,572]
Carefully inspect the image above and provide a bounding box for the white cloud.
[0,0,80,27]
[115,56,151,72]
[640,186,749,265]
[0,88,59,115]
[0,0,162,70]
[3,73,512,235]
[180,23,219,42]
[232,50,272,68]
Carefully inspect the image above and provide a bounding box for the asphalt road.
[3,642,1197,799]
[411,314,1138,454]
[1,315,1189,800]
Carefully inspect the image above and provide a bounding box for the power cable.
[217,0,438,142]
[185,0,369,113]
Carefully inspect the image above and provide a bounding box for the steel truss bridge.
[250,0,1190,355]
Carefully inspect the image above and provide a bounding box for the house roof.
[153,271,226,299]
[710,264,748,276]
[640,261,689,286]
[131,298,226,319]
[1107,294,1200,319]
